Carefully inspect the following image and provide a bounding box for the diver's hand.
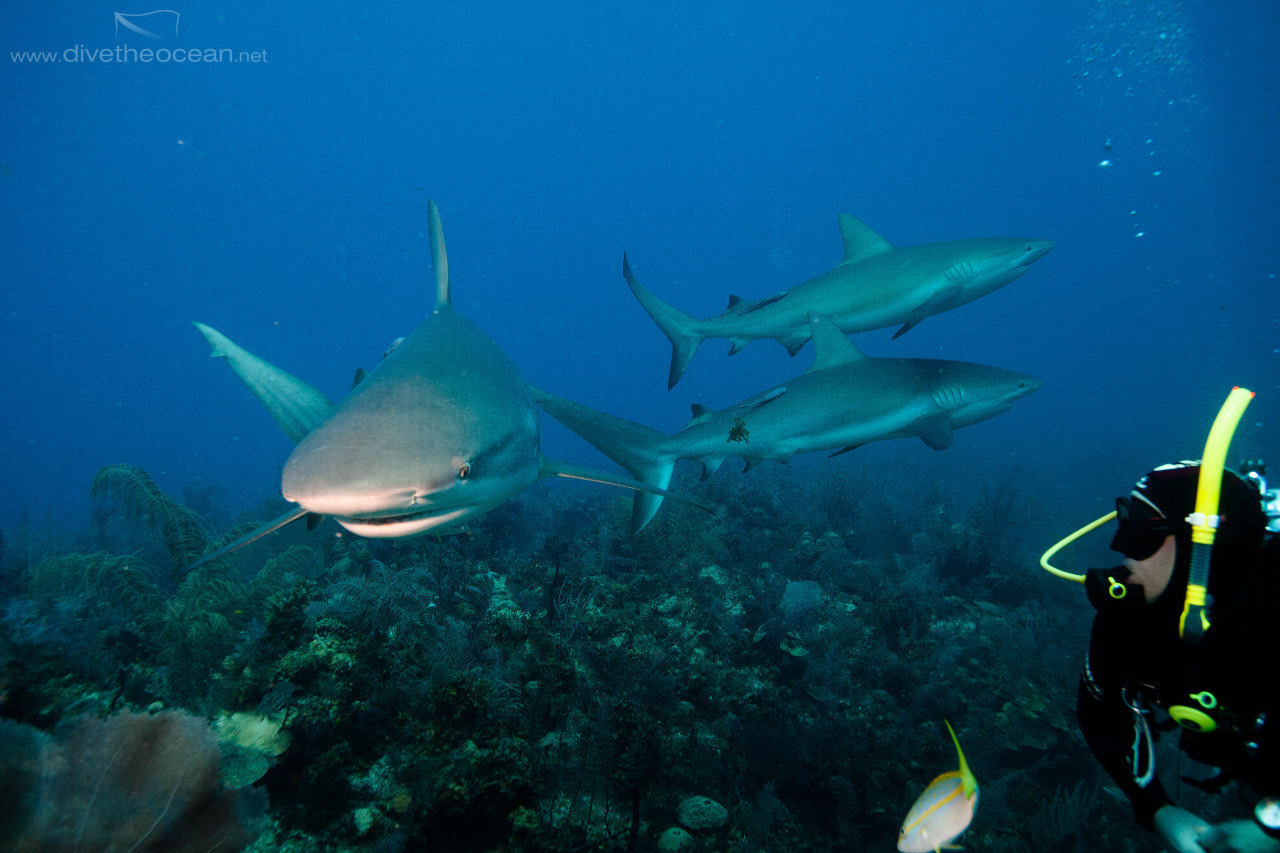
[1198,819,1280,853]
[1155,806,1212,853]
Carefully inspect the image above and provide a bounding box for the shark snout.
[994,375,1043,411]
[1019,239,1054,267]
[1012,375,1044,398]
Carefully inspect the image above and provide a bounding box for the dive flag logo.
[114,10,180,41]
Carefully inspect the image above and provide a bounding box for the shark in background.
[624,214,1053,387]
[534,312,1042,532]
[191,200,700,564]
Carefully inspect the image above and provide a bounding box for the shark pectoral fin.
[533,385,673,477]
[912,413,955,450]
[892,285,964,338]
[892,320,920,339]
[182,505,313,574]
[194,322,333,443]
[912,285,963,317]
[829,444,863,457]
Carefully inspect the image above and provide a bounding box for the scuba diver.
[1043,389,1279,853]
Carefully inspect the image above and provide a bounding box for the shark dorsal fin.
[726,294,743,309]
[837,213,893,264]
[806,312,868,372]
[428,199,450,307]
[688,403,715,426]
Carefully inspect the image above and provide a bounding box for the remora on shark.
[624,214,1053,387]
[534,312,1042,532]
[192,201,702,563]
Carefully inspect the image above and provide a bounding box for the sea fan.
[0,709,255,852]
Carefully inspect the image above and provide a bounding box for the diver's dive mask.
[1111,495,1175,562]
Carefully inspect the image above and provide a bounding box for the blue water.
[3,1,1277,534]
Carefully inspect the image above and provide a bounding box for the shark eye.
[458,464,471,481]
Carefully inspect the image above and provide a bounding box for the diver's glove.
[1155,806,1212,853]
[1199,820,1280,853]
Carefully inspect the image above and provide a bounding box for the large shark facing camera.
[192,201,699,562]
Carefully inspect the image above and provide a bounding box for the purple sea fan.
[14,709,253,853]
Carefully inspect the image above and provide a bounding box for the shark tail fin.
[532,385,681,532]
[193,322,333,443]
[622,254,704,389]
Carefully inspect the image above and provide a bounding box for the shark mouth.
[332,505,475,538]
[282,484,477,537]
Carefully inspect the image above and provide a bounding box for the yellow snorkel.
[1039,387,1256,642]
[1039,511,1114,584]
[1179,386,1255,643]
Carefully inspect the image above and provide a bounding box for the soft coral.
[1,709,254,852]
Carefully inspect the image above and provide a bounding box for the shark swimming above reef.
[624,214,1053,387]
[534,312,1042,532]
[190,201,701,564]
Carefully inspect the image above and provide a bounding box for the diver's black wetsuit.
[1077,534,1280,831]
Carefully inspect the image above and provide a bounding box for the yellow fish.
[898,720,979,852]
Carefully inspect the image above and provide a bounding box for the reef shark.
[191,201,700,563]
[534,313,1042,531]
[625,214,1053,387]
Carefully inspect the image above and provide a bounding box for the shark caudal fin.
[622,254,704,390]
[532,386,682,532]
[193,322,333,443]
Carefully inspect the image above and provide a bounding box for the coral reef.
[0,462,1158,852]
